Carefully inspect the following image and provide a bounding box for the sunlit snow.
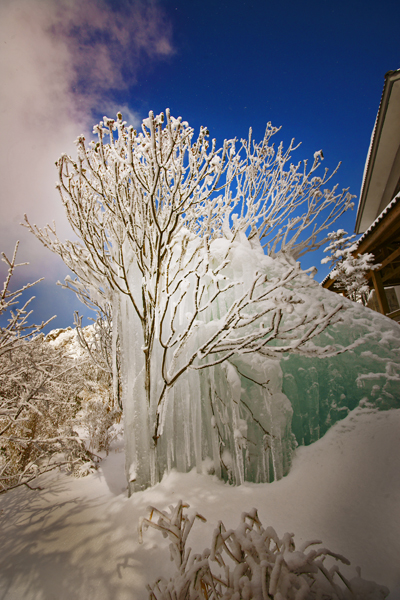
[0,404,399,599]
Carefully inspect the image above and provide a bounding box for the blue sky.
[0,0,399,332]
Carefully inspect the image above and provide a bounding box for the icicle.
[208,367,221,480]
[224,362,245,485]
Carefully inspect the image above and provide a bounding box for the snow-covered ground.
[1,405,399,600]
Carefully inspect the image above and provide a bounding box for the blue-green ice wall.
[281,297,400,446]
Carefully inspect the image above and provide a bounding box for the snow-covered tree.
[0,244,94,493]
[322,230,379,305]
[25,111,354,493]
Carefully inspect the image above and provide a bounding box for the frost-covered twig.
[0,242,55,357]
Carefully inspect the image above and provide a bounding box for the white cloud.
[0,0,173,282]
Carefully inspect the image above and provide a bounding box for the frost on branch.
[25,111,356,493]
[140,501,389,600]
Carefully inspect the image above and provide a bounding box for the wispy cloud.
[0,0,173,281]
[50,0,174,113]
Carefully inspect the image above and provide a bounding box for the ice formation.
[115,232,400,494]
[115,235,301,493]
[25,110,400,495]
[282,299,400,446]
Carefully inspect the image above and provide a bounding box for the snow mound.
[0,405,399,600]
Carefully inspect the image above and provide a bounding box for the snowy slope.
[46,325,94,358]
[0,405,399,599]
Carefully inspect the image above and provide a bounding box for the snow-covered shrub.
[73,459,97,478]
[46,322,121,455]
[75,342,121,453]
[0,244,95,493]
[74,303,122,411]
[139,501,389,600]
[76,350,114,405]
[79,398,121,454]
[0,333,95,492]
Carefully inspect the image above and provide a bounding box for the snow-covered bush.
[25,111,356,493]
[139,501,389,600]
[322,230,379,305]
[74,302,114,374]
[79,398,121,454]
[46,322,122,454]
[74,305,122,411]
[0,244,95,493]
[74,330,122,453]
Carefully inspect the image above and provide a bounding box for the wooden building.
[323,69,400,322]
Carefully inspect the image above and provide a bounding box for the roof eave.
[355,69,400,234]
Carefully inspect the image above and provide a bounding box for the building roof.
[356,191,400,250]
[355,69,400,234]
[322,69,400,292]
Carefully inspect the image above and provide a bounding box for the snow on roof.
[355,190,400,248]
[357,88,385,225]
[358,116,378,213]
